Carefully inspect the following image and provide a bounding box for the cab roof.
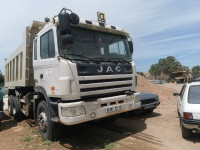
[40,17,130,38]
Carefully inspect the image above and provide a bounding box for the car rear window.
[188,85,200,104]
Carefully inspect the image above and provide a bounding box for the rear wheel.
[13,96,24,121]
[180,119,191,138]
[8,95,14,116]
[37,101,61,140]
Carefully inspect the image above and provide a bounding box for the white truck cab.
[5,8,140,140]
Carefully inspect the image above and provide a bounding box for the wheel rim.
[38,111,47,132]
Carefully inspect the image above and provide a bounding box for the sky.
[0,0,200,74]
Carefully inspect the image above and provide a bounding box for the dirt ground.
[1,77,200,150]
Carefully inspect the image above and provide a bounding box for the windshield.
[188,85,200,104]
[58,27,132,62]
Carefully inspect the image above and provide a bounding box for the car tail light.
[183,112,193,119]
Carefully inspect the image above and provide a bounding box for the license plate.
[106,105,122,113]
[144,104,154,109]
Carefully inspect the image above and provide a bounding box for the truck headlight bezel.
[61,106,86,117]
[135,94,140,103]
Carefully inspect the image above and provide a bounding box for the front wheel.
[37,101,61,140]
[147,109,154,113]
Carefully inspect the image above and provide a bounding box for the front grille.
[79,74,133,99]
[80,84,132,92]
[79,77,132,84]
[81,90,130,101]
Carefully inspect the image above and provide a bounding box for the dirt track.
[1,81,200,150]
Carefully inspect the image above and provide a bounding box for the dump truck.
[172,67,193,83]
[4,8,140,139]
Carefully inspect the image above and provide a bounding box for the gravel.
[136,75,183,101]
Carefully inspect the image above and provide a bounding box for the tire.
[13,96,24,121]
[180,119,191,139]
[37,101,61,140]
[8,95,14,116]
[147,109,154,113]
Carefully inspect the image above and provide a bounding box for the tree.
[149,56,182,81]
[0,70,4,86]
[192,65,200,75]
[137,72,145,77]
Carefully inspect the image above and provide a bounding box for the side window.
[40,30,55,59]
[34,40,37,60]
[180,85,186,100]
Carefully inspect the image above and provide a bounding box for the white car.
[175,79,200,138]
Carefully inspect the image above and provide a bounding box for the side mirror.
[128,41,133,54]
[173,93,180,96]
[61,35,73,45]
[58,10,71,35]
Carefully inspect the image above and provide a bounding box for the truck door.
[33,29,58,96]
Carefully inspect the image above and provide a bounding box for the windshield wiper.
[108,58,130,63]
[63,55,75,63]
[67,54,100,64]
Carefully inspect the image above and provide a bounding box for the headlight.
[61,106,86,117]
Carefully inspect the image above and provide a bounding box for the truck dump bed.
[5,21,44,88]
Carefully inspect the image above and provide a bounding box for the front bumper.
[141,101,160,110]
[58,93,141,125]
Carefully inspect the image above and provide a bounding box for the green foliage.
[137,72,145,77]
[32,129,40,135]
[43,140,53,146]
[192,65,200,75]
[0,70,4,86]
[149,56,182,80]
[22,136,33,142]
[105,142,116,150]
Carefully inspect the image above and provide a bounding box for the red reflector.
[183,112,193,119]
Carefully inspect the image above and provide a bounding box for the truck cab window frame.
[40,30,55,59]
[57,27,132,62]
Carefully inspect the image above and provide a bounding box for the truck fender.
[34,86,59,123]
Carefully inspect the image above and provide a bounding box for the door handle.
[40,74,43,79]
